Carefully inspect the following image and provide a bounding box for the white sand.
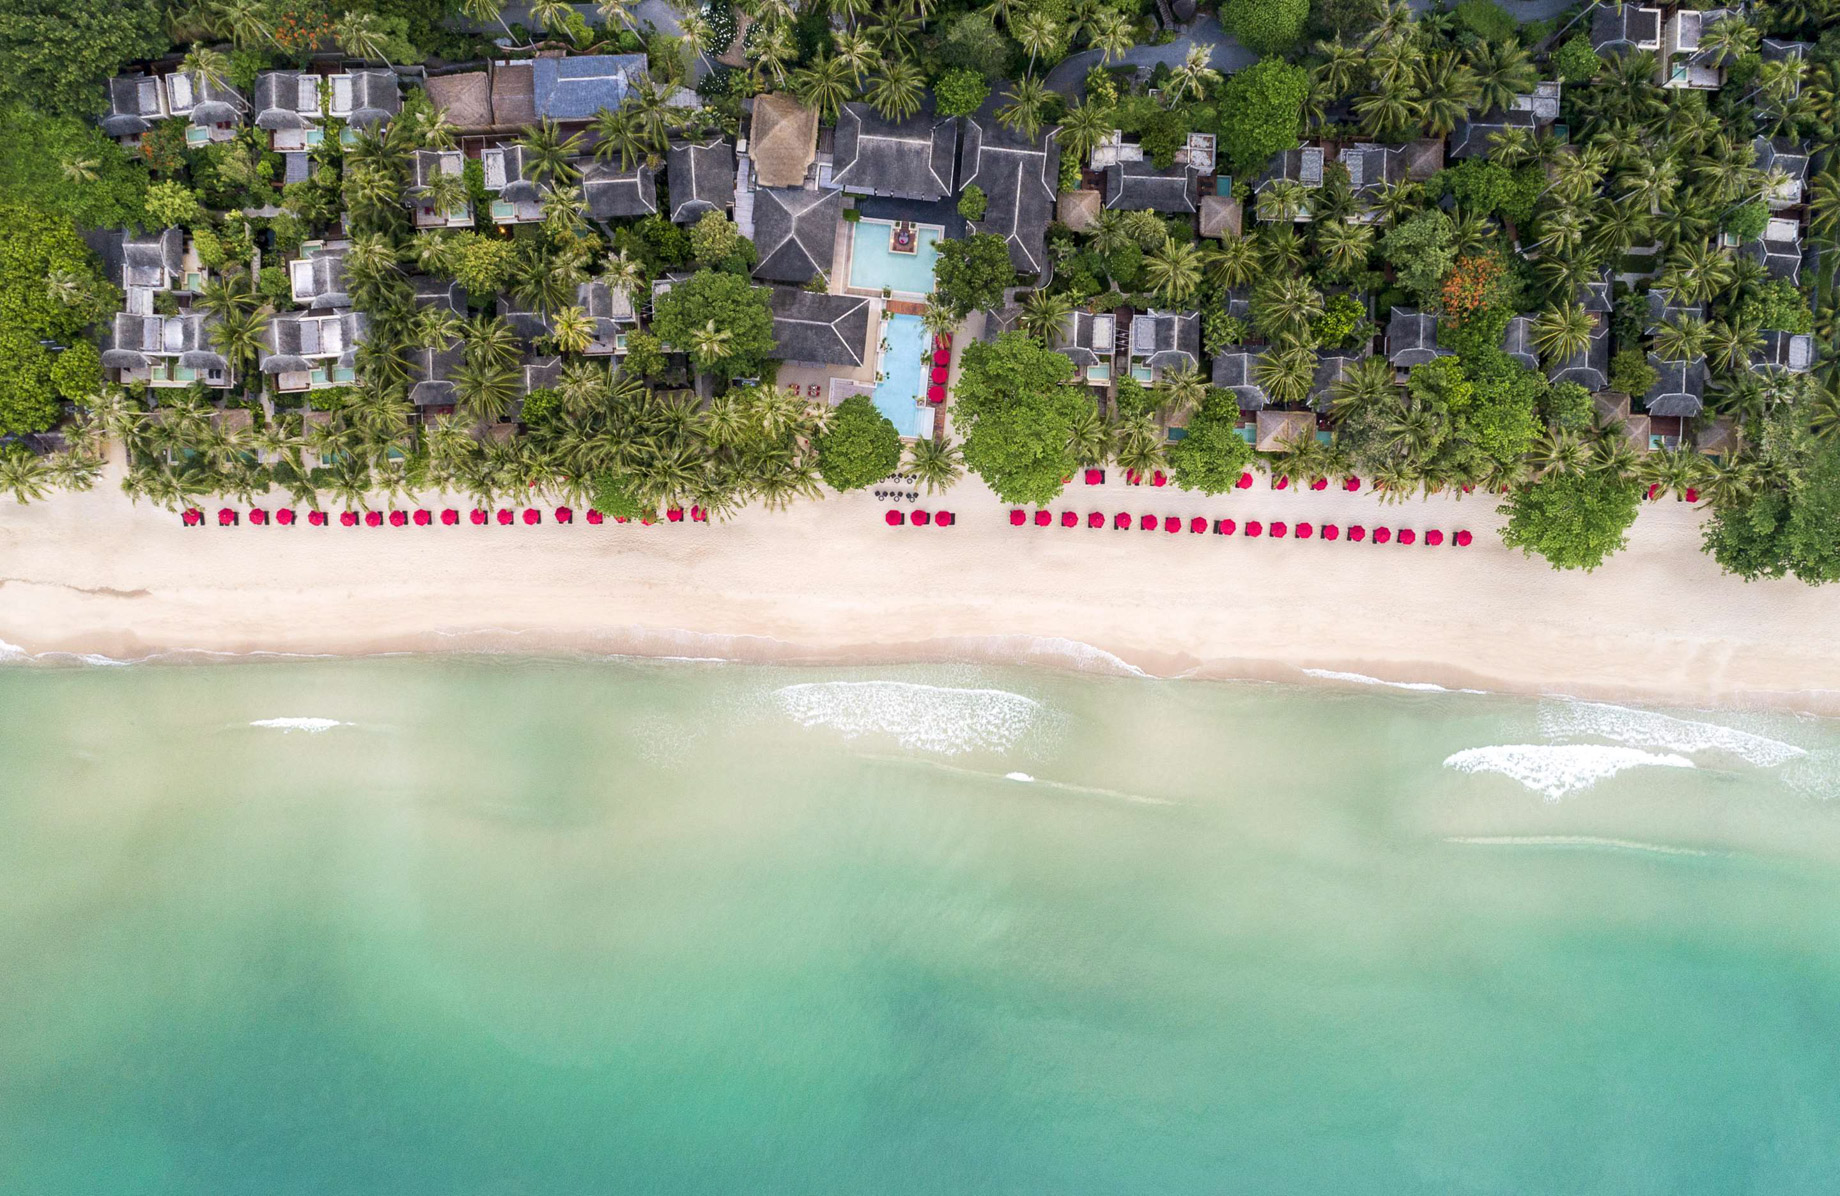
[3,469,1838,712]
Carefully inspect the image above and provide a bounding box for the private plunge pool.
[871,312,934,440]
[849,219,942,298]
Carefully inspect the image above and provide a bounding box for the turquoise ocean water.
[2,656,1839,1194]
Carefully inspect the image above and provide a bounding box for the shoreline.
[6,471,1840,716]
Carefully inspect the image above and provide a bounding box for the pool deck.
[836,217,945,302]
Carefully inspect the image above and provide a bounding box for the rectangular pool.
[872,313,932,439]
[849,219,942,298]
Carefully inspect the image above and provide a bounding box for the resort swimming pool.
[849,219,942,297]
[872,313,932,439]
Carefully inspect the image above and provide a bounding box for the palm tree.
[1705,318,1763,376]
[1066,403,1109,465]
[792,54,855,122]
[832,29,877,82]
[335,12,391,65]
[1658,241,1734,307]
[1111,414,1166,479]
[907,437,964,493]
[1014,10,1063,71]
[752,21,800,89]
[1250,275,1323,344]
[1019,290,1073,343]
[0,454,53,504]
[180,45,231,92]
[519,118,585,186]
[1156,365,1207,424]
[454,361,521,425]
[1652,314,1709,363]
[460,0,516,41]
[1088,9,1132,63]
[1314,37,1363,97]
[1466,40,1536,115]
[688,319,732,369]
[1258,345,1316,408]
[1416,51,1478,139]
[210,306,268,380]
[996,75,1050,141]
[1329,356,1395,425]
[549,306,596,355]
[1532,302,1595,365]
[1203,238,1259,290]
[1144,238,1204,305]
[1058,99,1113,166]
[1256,180,1310,223]
[596,0,635,32]
[463,314,522,371]
[1700,14,1757,67]
[1314,220,1372,275]
[1165,45,1221,105]
[211,0,271,49]
[866,61,925,121]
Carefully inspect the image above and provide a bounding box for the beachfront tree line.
[1,0,1839,580]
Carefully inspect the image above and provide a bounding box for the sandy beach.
[2,469,1839,712]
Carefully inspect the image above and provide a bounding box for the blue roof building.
[531,55,650,121]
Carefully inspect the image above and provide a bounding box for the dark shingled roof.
[830,101,957,202]
[1386,308,1448,367]
[410,276,466,312]
[581,159,658,219]
[1309,351,1365,411]
[521,354,564,394]
[1592,5,1661,52]
[1211,347,1269,410]
[532,55,648,121]
[260,312,368,374]
[1128,311,1199,372]
[1050,311,1114,368]
[770,289,872,366]
[407,341,464,406]
[1501,315,1539,370]
[667,138,735,223]
[104,313,226,373]
[1547,321,1608,391]
[959,98,1059,276]
[338,70,400,128]
[102,75,164,137]
[1644,354,1708,417]
[1338,143,1408,192]
[751,187,843,284]
[121,229,183,291]
[253,71,318,131]
[1448,109,1537,159]
[1752,331,1815,374]
[290,243,352,311]
[1103,160,1196,213]
[1741,224,1803,284]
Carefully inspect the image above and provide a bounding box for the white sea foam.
[774,681,1042,755]
[1446,835,1714,858]
[1005,772,1035,782]
[1540,700,1806,767]
[1302,668,1486,694]
[1444,743,1695,800]
[933,635,1153,678]
[249,717,348,734]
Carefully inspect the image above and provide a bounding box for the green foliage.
[1438,160,1544,226]
[1703,427,1840,583]
[520,387,563,430]
[1608,347,1657,397]
[1307,0,1382,40]
[1310,293,1364,349]
[1501,471,1643,572]
[689,210,753,271]
[143,181,202,229]
[1455,349,1543,468]
[957,184,988,222]
[258,266,293,309]
[1204,310,1247,354]
[0,106,148,228]
[952,332,1092,505]
[620,330,664,379]
[650,270,775,380]
[1103,242,1143,289]
[932,233,1019,317]
[0,0,167,117]
[939,11,1012,81]
[611,215,692,276]
[1113,374,1153,418]
[1732,277,1812,334]
[1219,58,1308,177]
[1552,34,1601,83]
[1453,0,1516,41]
[591,472,645,519]
[49,339,99,401]
[0,327,59,435]
[1139,108,1188,171]
[817,394,902,492]
[1542,379,1594,430]
[1380,210,1456,304]
[1167,391,1254,493]
[934,68,991,119]
[0,202,102,433]
[450,233,519,299]
[1722,200,1769,242]
[1225,0,1309,55]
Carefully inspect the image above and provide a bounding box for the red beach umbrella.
[1151,471,1167,487]
[1060,510,1078,528]
[1010,509,1026,525]
[276,509,295,526]
[1646,483,1659,501]
[885,509,904,526]
[181,507,202,526]
[217,507,237,526]
[1216,518,1236,535]
[1126,469,1141,485]
[937,332,952,348]
[1296,521,1313,539]
[1235,472,1253,490]
[661,508,680,522]
[585,509,603,525]
[1163,516,1180,533]
[938,512,955,526]
[469,509,486,525]
[364,510,383,527]
[1088,511,1105,528]
[1310,478,1328,491]
[1139,514,1157,531]
[926,385,946,404]
[388,510,407,527]
[1245,520,1263,538]
[1114,512,1131,529]
[1348,525,1367,542]
[1084,468,1103,485]
[249,508,268,525]
[1684,487,1700,503]
[340,511,359,527]
[1455,530,1473,547]
[913,510,931,526]
[413,509,431,526]
[932,349,950,366]
[1321,524,1340,541]
[1373,527,1392,544]
[1398,528,1417,545]
[308,510,328,527]
[442,509,460,526]
[496,509,513,525]
[522,508,540,525]
[1034,509,1052,527]
[930,366,948,385]
[1189,516,1207,534]
[1270,520,1287,538]
[1273,475,1289,490]
[555,507,573,523]
[1425,529,1444,546]
[1344,476,1361,492]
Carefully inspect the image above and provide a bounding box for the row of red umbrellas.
[1645,484,1701,502]
[885,510,956,526]
[1010,508,1471,546]
[927,332,953,404]
[185,506,711,527]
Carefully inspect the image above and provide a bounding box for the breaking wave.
[1445,835,1714,858]
[1302,668,1486,694]
[774,681,1042,755]
[249,717,349,734]
[1540,700,1806,767]
[1444,743,1695,800]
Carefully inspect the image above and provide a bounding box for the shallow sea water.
[2,657,1838,1194]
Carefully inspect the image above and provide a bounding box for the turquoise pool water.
[849,220,941,297]
[873,313,930,439]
